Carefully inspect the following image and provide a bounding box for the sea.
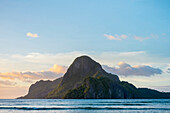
[0,99,170,113]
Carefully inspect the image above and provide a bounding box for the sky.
[0,0,170,99]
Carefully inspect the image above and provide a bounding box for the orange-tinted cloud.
[104,34,128,40]
[49,64,67,74]
[26,32,38,38]
[0,64,67,82]
[0,64,68,99]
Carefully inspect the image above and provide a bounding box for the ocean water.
[0,99,170,113]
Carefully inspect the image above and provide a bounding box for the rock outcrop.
[47,56,119,98]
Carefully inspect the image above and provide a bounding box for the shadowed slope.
[18,77,62,99]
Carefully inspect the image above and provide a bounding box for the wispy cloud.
[0,80,16,86]
[104,33,159,41]
[104,34,128,40]
[26,32,38,38]
[134,34,158,41]
[103,62,163,76]
[134,36,150,41]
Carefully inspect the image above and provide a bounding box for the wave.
[0,107,170,110]
[98,101,170,104]
[45,103,147,106]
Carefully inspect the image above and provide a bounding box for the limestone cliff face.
[47,56,119,98]
[84,77,139,99]
[64,76,139,99]
[61,56,119,86]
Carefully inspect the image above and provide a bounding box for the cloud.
[134,34,158,41]
[49,64,67,74]
[102,62,163,76]
[26,32,38,38]
[0,64,67,83]
[0,51,169,98]
[104,34,128,40]
[104,34,159,41]
[0,51,168,78]
[134,36,150,41]
[0,51,168,73]
[0,80,16,86]
[9,52,83,71]
[150,85,170,92]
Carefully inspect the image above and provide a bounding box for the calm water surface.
[0,99,170,113]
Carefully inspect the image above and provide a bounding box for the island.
[18,56,170,99]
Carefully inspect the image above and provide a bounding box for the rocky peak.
[47,55,120,98]
[67,55,103,77]
[60,55,119,87]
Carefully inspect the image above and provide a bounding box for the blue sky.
[0,0,170,55]
[0,0,170,98]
